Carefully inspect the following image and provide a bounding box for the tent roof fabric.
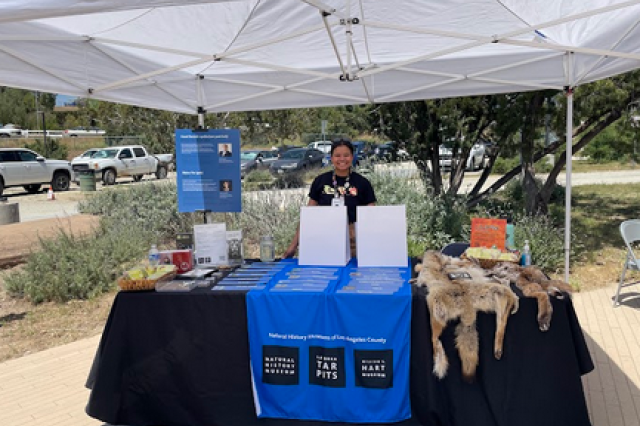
[1,0,639,113]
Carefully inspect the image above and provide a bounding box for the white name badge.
[332,196,345,207]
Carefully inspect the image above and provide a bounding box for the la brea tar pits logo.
[309,346,345,388]
[262,345,299,385]
[354,349,393,389]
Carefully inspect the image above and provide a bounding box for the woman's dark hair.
[331,137,354,155]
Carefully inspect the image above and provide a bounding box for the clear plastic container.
[260,235,275,263]
[148,244,160,266]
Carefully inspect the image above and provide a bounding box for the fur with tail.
[412,251,518,381]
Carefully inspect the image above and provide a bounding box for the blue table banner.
[176,128,241,213]
[246,259,412,423]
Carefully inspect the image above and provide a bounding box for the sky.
[55,94,77,106]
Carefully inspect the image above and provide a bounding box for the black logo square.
[354,349,394,389]
[309,346,346,388]
[262,345,299,385]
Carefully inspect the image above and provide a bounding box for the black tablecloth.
[86,286,593,426]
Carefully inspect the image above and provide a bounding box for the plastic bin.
[78,170,97,192]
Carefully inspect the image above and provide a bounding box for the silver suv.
[0,148,73,196]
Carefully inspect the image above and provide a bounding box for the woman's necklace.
[332,170,351,197]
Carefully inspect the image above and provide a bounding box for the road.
[2,168,640,223]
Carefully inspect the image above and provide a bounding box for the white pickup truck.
[71,145,172,185]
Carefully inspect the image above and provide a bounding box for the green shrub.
[244,169,273,183]
[272,172,305,189]
[492,156,520,174]
[25,138,68,160]
[3,224,150,303]
[512,214,577,272]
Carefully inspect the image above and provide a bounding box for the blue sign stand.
[176,128,241,213]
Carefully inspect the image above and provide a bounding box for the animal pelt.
[411,251,519,381]
[490,263,573,332]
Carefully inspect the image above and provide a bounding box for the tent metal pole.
[345,0,353,80]
[93,57,212,93]
[565,87,573,283]
[501,39,640,62]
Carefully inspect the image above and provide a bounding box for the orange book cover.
[470,218,507,250]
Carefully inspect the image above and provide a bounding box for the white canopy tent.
[2,0,640,279]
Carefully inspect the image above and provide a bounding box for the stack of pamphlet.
[213,261,289,291]
[336,267,407,295]
[270,267,340,293]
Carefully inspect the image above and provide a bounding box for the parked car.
[0,148,73,195]
[373,142,409,162]
[439,140,487,171]
[270,148,325,174]
[240,149,277,178]
[71,145,171,185]
[352,141,376,165]
[63,126,106,137]
[272,145,297,158]
[0,124,23,138]
[307,140,332,154]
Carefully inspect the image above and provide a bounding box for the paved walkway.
[0,283,638,426]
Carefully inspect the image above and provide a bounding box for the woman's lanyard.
[332,172,350,207]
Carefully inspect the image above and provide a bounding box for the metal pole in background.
[41,111,48,157]
[565,87,573,283]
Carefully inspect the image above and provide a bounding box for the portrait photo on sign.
[218,143,232,157]
[220,180,232,192]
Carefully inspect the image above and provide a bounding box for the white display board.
[356,205,408,267]
[298,206,350,266]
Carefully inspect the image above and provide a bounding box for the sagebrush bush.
[512,214,577,272]
[244,169,273,183]
[272,172,305,188]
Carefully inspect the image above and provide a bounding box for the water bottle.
[260,236,275,262]
[505,219,515,250]
[148,244,160,266]
[522,240,532,266]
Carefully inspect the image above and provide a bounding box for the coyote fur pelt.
[412,251,519,381]
[490,263,573,332]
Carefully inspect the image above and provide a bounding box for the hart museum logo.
[262,345,299,385]
[309,346,346,388]
[354,349,393,388]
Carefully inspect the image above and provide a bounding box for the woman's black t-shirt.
[308,171,377,223]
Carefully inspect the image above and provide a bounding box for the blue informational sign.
[175,128,241,213]
[246,259,412,423]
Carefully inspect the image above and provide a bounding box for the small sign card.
[470,218,507,250]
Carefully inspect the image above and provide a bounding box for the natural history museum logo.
[262,345,299,385]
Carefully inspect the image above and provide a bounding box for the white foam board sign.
[356,205,408,267]
[298,206,350,266]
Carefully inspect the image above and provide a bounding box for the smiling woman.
[283,138,377,258]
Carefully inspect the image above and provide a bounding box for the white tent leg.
[565,88,573,283]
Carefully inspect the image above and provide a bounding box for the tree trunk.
[538,109,623,204]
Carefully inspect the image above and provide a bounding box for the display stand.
[298,206,350,266]
[356,205,408,267]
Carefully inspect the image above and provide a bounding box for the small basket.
[118,266,177,291]
[462,254,520,270]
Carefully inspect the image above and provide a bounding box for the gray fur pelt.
[411,250,519,381]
